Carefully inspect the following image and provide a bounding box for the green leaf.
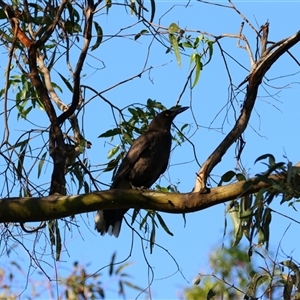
[180,123,188,132]
[66,2,80,23]
[168,23,180,34]
[84,181,90,193]
[149,0,155,22]
[150,222,155,254]
[103,157,120,172]
[156,213,174,236]
[134,29,149,41]
[48,220,55,246]
[192,54,202,88]
[205,40,214,65]
[219,170,236,186]
[182,41,193,48]
[51,81,62,93]
[37,152,47,178]
[107,145,120,159]
[193,36,201,49]
[65,20,81,34]
[228,201,243,246]
[115,262,133,275]
[128,107,139,118]
[255,153,275,165]
[57,72,73,92]
[169,34,181,67]
[257,228,265,246]
[109,252,116,276]
[130,1,136,16]
[123,280,145,291]
[56,224,62,261]
[21,106,33,119]
[118,280,124,296]
[123,132,134,145]
[17,148,26,180]
[236,173,246,181]
[98,128,121,138]
[91,22,103,51]
[139,211,150,231]
[131,209,140,225]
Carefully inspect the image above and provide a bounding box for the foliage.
[184,241,300,300]
[0,0,300,299]
[0,254,143,299]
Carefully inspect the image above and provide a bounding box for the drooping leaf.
[65,20,82,34]
[98,128,121,138]
[84,181,90,193]
[55,224,62,261]
[150,222,155,254]
[91,22,103,51]
[17,148,26,180]
[123,132,134,145]
[228,201,243,246]
[109,252,116,276]
[107,145,120,159]
[206,40,214,65]
[139,211,150,231]
[156,212,174,236]
[131,209,140,225]
[48,220,55,246]
[57,72,73,92]
[115,262,133,275]
[169,34,181,67]
[134,29,149,41]
[37,152,47,178]
[149,0,155,22]
[192,54,202,88]
[123,280,145,292]
[168,23,180,34]
[255,153,275,165]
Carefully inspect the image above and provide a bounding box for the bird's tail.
[94,209,126,237]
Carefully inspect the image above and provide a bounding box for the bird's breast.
[128,134,171,188]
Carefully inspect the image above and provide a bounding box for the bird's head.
[148,106,189,131]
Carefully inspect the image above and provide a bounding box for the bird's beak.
[170,106,189,116]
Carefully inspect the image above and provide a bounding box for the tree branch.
[0,174,284,223]
[57,0,95,125]
[194,30,300,192]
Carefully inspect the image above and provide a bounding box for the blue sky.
[1,1,300,299]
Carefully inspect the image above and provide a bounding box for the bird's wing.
[111,132,153,188]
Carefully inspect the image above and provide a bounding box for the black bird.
[95,106,189,237]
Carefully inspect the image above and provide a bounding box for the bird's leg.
[130,182,148,191]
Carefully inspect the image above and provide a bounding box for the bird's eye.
[165,112,169,117]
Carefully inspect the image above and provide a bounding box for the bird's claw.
[130,183,148,191]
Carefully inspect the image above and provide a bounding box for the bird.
[95,106,189,237]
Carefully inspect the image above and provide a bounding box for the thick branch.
[0,175,281,223]
[194,30,300,192]
[35,0,68,48]
[57,1,95,125]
